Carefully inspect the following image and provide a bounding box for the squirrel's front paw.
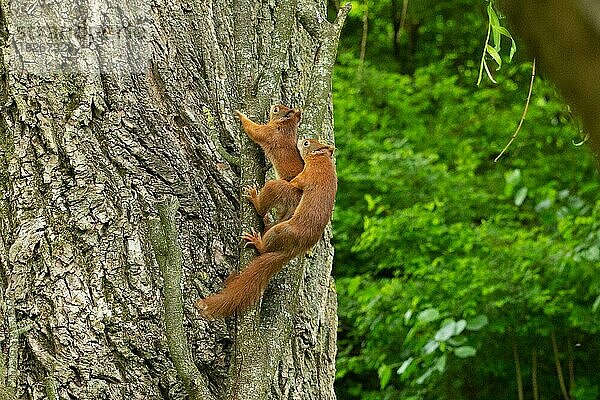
[243,185,259,200]
[241,228,262,248]
[234,109,246,119]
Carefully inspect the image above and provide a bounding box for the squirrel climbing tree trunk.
[0,0,349,399]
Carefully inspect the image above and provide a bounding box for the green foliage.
[477,1,517,85]
[332,0,600,399]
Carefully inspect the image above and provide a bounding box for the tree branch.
[149,196,215,400]
[332,2,353,34]
[297,2,351,40]
[298,2,352,135]
[296,1,327,39]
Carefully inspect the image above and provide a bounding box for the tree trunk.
[0,0,350,399]
[512,338,524,400]
[532,347,539,400]
[567,338,575,396]
[551,331,571,400]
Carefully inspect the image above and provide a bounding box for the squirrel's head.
[297,138,335,160]
[269,104,302,123]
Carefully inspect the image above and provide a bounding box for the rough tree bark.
[0,0,350,399]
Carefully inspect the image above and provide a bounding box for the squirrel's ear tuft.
[312,145,335,157]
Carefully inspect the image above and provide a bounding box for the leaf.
[454,319,467,335]
[434,354,447,372]
[504,169,522,189]
[504,172,520,197]
[448,336,468,346]
[466,315,489,331]
[378,364,392,390]
[417,308,440,323]
[416,367,435,385]
[487,3,501,48]
[535,198,552,212]
[423,340,440,355]
[397,357,414,375]
[499,28,517,60]
[483,59,497,84]
[592,295,600,312]
[495,26,513,39]
[487,3,500,28]
[584,246,600,261]
[477,54,486,86]
[454,346,477,358]
[492,31,501,52]
[404,309,413,323]
[435,321,456,342]
[514,187,528,206]
[346,276,362,295]
[404,326,418,343]
[509,39,517,61]
[486,45,502,68]
[365,194,378,211]
[495,26,517,60]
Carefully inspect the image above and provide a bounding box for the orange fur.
[235,104,304,181]
[196,139,337,319]
[245,180,302,231]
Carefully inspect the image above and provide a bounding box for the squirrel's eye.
[272,106,279,114]
[303,140,310,147]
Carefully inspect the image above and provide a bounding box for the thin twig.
[494,58,536,162]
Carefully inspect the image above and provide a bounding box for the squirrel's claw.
[241,228,255,239]
[243,185,259,199]
[241,228,261,248]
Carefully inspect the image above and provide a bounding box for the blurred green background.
[329,1,600,399]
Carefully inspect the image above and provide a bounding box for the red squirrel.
[236,105,304,227]
[196,138,337,319]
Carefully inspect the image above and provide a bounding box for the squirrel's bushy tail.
[196,251,292,319]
